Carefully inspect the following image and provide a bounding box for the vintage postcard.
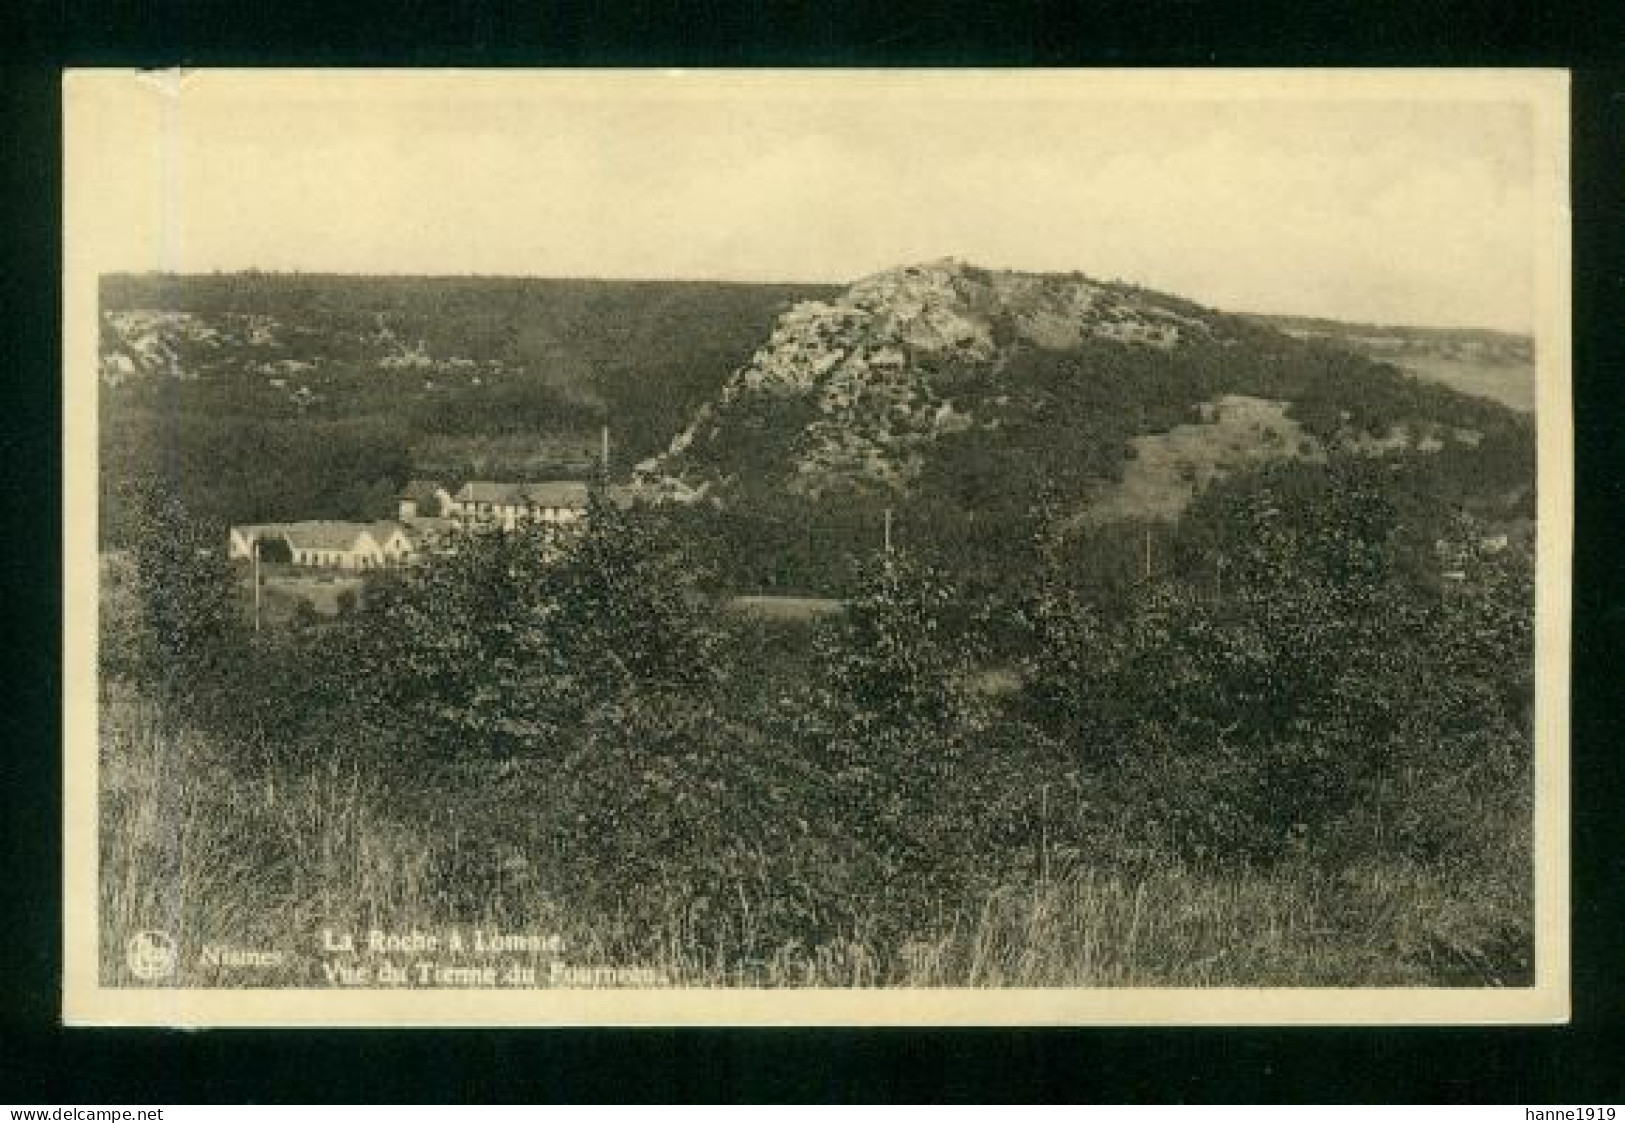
[63,69,1571,1025]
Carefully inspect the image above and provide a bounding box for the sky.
[67,71,1561,331]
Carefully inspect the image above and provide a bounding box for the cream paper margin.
[61,68,1572,1027]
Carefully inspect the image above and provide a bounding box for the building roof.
[454,481,523,505]
[277,521,380,552]
[454,480,592,509]
[367,521,410,544]
[522,481,593,508]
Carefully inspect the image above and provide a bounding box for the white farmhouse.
[228,520,417,570]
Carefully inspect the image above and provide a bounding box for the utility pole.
[600,424,611,481]
[883,508,893,555]
[252,538,262,634]
[1143,525,1152,581]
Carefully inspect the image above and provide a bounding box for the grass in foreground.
[98,694,1532,989]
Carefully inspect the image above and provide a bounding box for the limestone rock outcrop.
[640,258,1226,499]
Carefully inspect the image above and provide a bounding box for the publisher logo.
[126,930,177,981]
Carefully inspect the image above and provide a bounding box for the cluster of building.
[228,477,614,571]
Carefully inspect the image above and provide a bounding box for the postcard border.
[61,67,1572,1027]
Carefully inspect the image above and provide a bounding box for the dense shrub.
[318,499,729,760]
[1020,458,1534,867]
[532,691,856,964]
[105,486,249,727]
[459,551,1062,963]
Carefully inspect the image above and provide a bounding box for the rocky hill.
[98,267,1535,551]
[637,259,1528,524]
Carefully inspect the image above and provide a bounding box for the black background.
[2,0,1623,1102]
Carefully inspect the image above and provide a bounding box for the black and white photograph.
[61,69,1571,1025]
